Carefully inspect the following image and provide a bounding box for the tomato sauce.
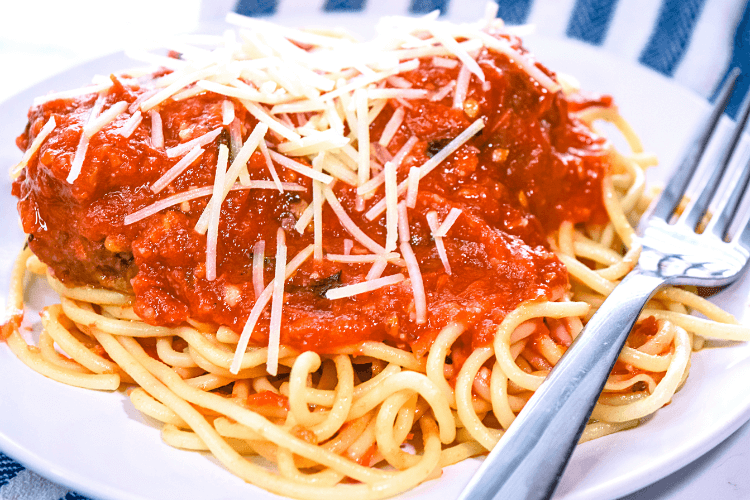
[12,34,611,355]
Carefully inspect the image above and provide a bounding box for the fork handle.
[457,271,666,500]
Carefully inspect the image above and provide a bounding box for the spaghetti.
[4,9,750,500]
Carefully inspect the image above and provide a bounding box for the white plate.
[2,29,750,500]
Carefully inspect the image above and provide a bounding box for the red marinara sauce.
[12,32,612,355]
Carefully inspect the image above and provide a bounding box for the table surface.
[2,4,750,500]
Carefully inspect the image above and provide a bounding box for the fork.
[457,69,750,500]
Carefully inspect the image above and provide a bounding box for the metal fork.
[457,69,750,500]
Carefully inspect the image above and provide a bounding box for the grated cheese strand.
[196,79,294,105]
[319,59,420,102]
[195,123,269,234]
[67,95,105,183]
[222,100,235,126]
[259,140,284,192]
[426,211,451,274]
[242,100,302,143]
[267,228,288,375]
[435,207,463,237]
[406,166,421,208]
[252,240,266,299]
[365,119,484,220]
[326,252,400,263]
[357,135,418,196]
[366,260,389,280]
[268,150,334,184]
[206,144,229,281]
[432,56,459,68]
[477,32,562,93]
[397,201,410,243]
[384,161,398,252]
[355,89,371,190]
[431,81,456,102]
[453,64,472,110]
[428,25,485,82]
[140,66,219,112]
[343,239,354,255]
[378,107,405,147]
[118,111,143,138]
[325,274,405,300]
[84,101,128,138]
[166,127,222,158]
[400,241,427,324]
[11,117,56,178]
[33,82,112,107]
[150,146,205,193]
[149,110,164,149]
[312,153,325,261]
[230,244,314,374]
[124,182,305,226]
[367,89,429,100]
[323,186,386,254]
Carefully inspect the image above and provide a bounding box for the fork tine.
[644,69,739,224]
[681,82,750,231]
[708,134,750,240]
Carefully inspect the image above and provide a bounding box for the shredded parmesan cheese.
[33,82,112,107]
[367,89,429,100]
[386,76,413,88]
[268,150,334,184]
[432,56,458,68]
[150,146,204,193]
[431,81,456,102]
[149,110,164,149]
[222,100,235,125]
[366,260,389,280]
[312,153,325,261]
[259,140,284,191]
[384,161,398,252]
[477,32,562,93]
[242,100,302,143]
[118,111,143,138]
[400,241,427,324]
[323,186,386,254]
[435,207,462,237]
[426,211,451,274]
[397,201,410,243]
[406,166,420,208]
[230,244,314,374]
[67,95,105,183]
[378,107,405,147]
[325,273,405,300]
[267,228,288,375]
[252,240,266,298]
[356,135,417,196]
[326,252,399,263]
[125,182,303,225]
[84,101,128,138]
[195,123,269,233]
[166,127,222,158]
[206,144,229,281]
[355,89,371,190]
[343,239,354,255]
[428,25,485,82]
[453,64,471,109]
[141,66,219,112]
[365,119,484,220]
[11,117,56,178]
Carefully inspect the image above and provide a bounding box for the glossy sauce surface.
[13,34,611,354]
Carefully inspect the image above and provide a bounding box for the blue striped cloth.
[2,0,749,498]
